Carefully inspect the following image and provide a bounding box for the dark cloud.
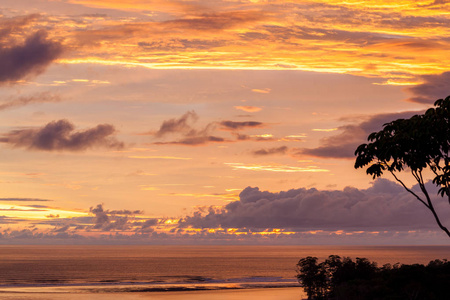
[90,204,110,230]
[53,225,70,233]
[153,111,199,137]
[108,209,143,215]
[234,133,276,142]
[0,30,63,84]
[297,111,420,158]
[29,204,156,236]
[406,72,450,104]
[0,119,124,151]
[219,121,265,131]
[140,219,158,229]
[0,92,61,111]
[154,135,227,146]
[89,204,146,232]
[0,228,83,240]
[27,204,51,208]
[181,179,447,232]
[150,111,267,146]
[0,197,52,202]
[46,214,60,218]
[252,146,288,156]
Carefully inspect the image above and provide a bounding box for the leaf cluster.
[354,95,450,198]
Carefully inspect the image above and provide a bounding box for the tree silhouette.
[355,95,450,237]
[296,256,450,299]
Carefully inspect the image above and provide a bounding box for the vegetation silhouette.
[297,255,450,300]
[354,95,450,237]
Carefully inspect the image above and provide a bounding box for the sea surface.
[0,245,448,295]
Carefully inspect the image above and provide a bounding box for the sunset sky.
[0,0,449,244]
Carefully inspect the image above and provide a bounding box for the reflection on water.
[0,287,305,300]
[0,245,448,292]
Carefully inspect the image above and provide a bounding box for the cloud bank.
[181,179,448,232]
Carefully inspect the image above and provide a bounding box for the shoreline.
[0,286,306,300]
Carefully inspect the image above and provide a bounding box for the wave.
[0,277,299,293]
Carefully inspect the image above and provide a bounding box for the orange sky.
[0,0,449,244]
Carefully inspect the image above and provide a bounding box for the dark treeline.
[296,255,450,300]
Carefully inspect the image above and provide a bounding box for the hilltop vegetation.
[297,255,450,300]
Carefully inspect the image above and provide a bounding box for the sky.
[0,0,449,245]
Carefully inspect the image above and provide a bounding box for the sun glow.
[0,204,87,220]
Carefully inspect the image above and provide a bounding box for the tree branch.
[389,170,429,208]
[413,170,450,238]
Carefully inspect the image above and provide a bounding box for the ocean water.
[0,245,448,294]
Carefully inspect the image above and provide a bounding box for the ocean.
[0,245,448,298]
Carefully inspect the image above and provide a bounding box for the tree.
[354,95,450,237]
[296,256,328,300]
[296,256,450,300]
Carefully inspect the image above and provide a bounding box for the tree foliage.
[354,95,450,237]
[297,255,450,300]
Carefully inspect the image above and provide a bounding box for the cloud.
[180,179,447,232]
[25,203,156,236]
[0,92,61,111]
[234,106,262,112]
[163,11,269,31]
[0,14,40,41]
[225,163,328,173]
[85,204,157,232]
[150,111,267,146]
[0,216,28,224]
[406,72,450,104]
[0,208,46,212]
[15,1,448,79]
[251,88,271,94]
[149,111,228,145]
[0,119,125,152]
[0,30,64,84]
[108,209,143,215]
[129,155,191,160]
[252,146,288,156]
[219,121,265,131]
[138,39,226,51]
[46,214,60,218]
[297,111,421,159]
[89,204,131,231]
[153,111,199,137]
[154,135,227,146]
[67,0,201,15]
[235,133,276,142]
[0,198,52,202]
[140,219,158,229]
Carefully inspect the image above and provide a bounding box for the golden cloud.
[234,105,263,112]
[225,163,329,173]
[7,1,450,83]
